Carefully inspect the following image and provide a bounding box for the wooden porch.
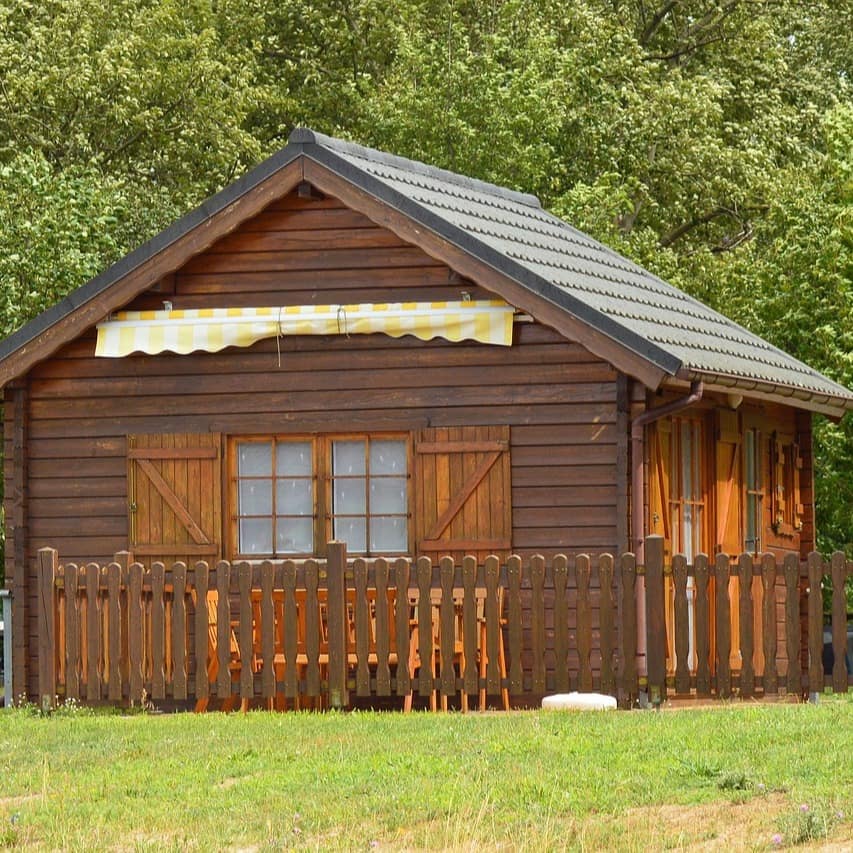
[35,538,853,712]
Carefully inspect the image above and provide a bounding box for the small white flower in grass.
[800,803,809,813]
[771,832,783,846]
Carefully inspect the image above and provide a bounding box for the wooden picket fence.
[36,537,852,711]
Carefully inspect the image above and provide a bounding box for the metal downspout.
[630,380,704,683]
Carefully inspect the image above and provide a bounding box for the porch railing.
[35,537,852,711]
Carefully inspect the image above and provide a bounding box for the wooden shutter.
[127,433,222,565]
[648,418,672,555]
[791,442,804,531]
[715,409,742,556]
[414,426,511,562]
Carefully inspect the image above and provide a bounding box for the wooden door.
[127,433,222,565]
[413,426,511,563]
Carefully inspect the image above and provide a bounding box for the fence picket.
[577,554,593,692]
[738,554,755,698]
[64,563,81,701]
[128,562,144,705]
[305,560,328,697]
[484,555,501,700]
[151,562,166,701]
[393,558,411,700]
[237,561,254,706]
[530,555,546,696]
[761,554,778,695]
[416,556,434,702]
[672,554,689,695]
[462,556,478,700]
[807,552,824,695]
[107,561,122,702]
[783,554,800,695]
[694,554,711,696]
[507,555,523,696]
[831,552,848,693]
[216,561,232,702]
[439,557,456,702]
[714,554,731,699]
[85,562,101,701]
[374,558,392,696]
[354,558,371,697]
[194,561,210,703]
[172,562,188,701]
[619,553,637,701]
[260,561,275,702]
[326,543,348,710]
[283,561,300,700]
[599,554,615,697]
[553,554,570,693]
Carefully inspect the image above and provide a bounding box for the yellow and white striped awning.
[95,300,514,357]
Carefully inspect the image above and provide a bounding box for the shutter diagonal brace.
[135,458,211,545]
[423,450,502,542]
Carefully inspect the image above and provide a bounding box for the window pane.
[683,503,694,561]
[370,477,407,514]
[370,440,406,475]
[334,516,366,553]
[239,518,272,554]
[276,478,312,515]
[238,442,272,476]
[370,516,407,552]
[333,440,366,476]
[276,441,312,477]
[276,517,313,554]
[334,478,366,514]
[239,479,272,515]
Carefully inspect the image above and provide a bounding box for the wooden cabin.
[2,129,852,705]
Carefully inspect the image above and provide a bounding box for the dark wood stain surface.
[12,191,621,697]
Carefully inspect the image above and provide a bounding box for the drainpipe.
[630,379,704,686]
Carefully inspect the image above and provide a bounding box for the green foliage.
[0,0,850,551]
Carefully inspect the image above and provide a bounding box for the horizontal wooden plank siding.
[15,190,621,696]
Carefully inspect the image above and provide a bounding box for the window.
[771,434,802,535]
[330,438,408,553]
[231,435,409,557]
[670,417,706,560]
[235,439,315,556]
[743,428,763,552]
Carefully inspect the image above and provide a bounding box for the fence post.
[37,547,58,711]
[644,536,666,707]
[326,541,349,710]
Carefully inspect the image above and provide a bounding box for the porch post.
[644,535,667,706]
[326,541,349,710]
[37,547,58,711]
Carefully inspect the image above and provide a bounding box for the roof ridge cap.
[290,127,543,210]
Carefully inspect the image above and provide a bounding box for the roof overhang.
[671,369,853,419]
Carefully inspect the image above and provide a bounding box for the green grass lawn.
[0,698,851,851]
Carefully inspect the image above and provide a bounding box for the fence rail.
[35,537,852,711]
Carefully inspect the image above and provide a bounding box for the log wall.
[11,190,621,697]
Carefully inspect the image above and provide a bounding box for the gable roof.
[1,128,852,417]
